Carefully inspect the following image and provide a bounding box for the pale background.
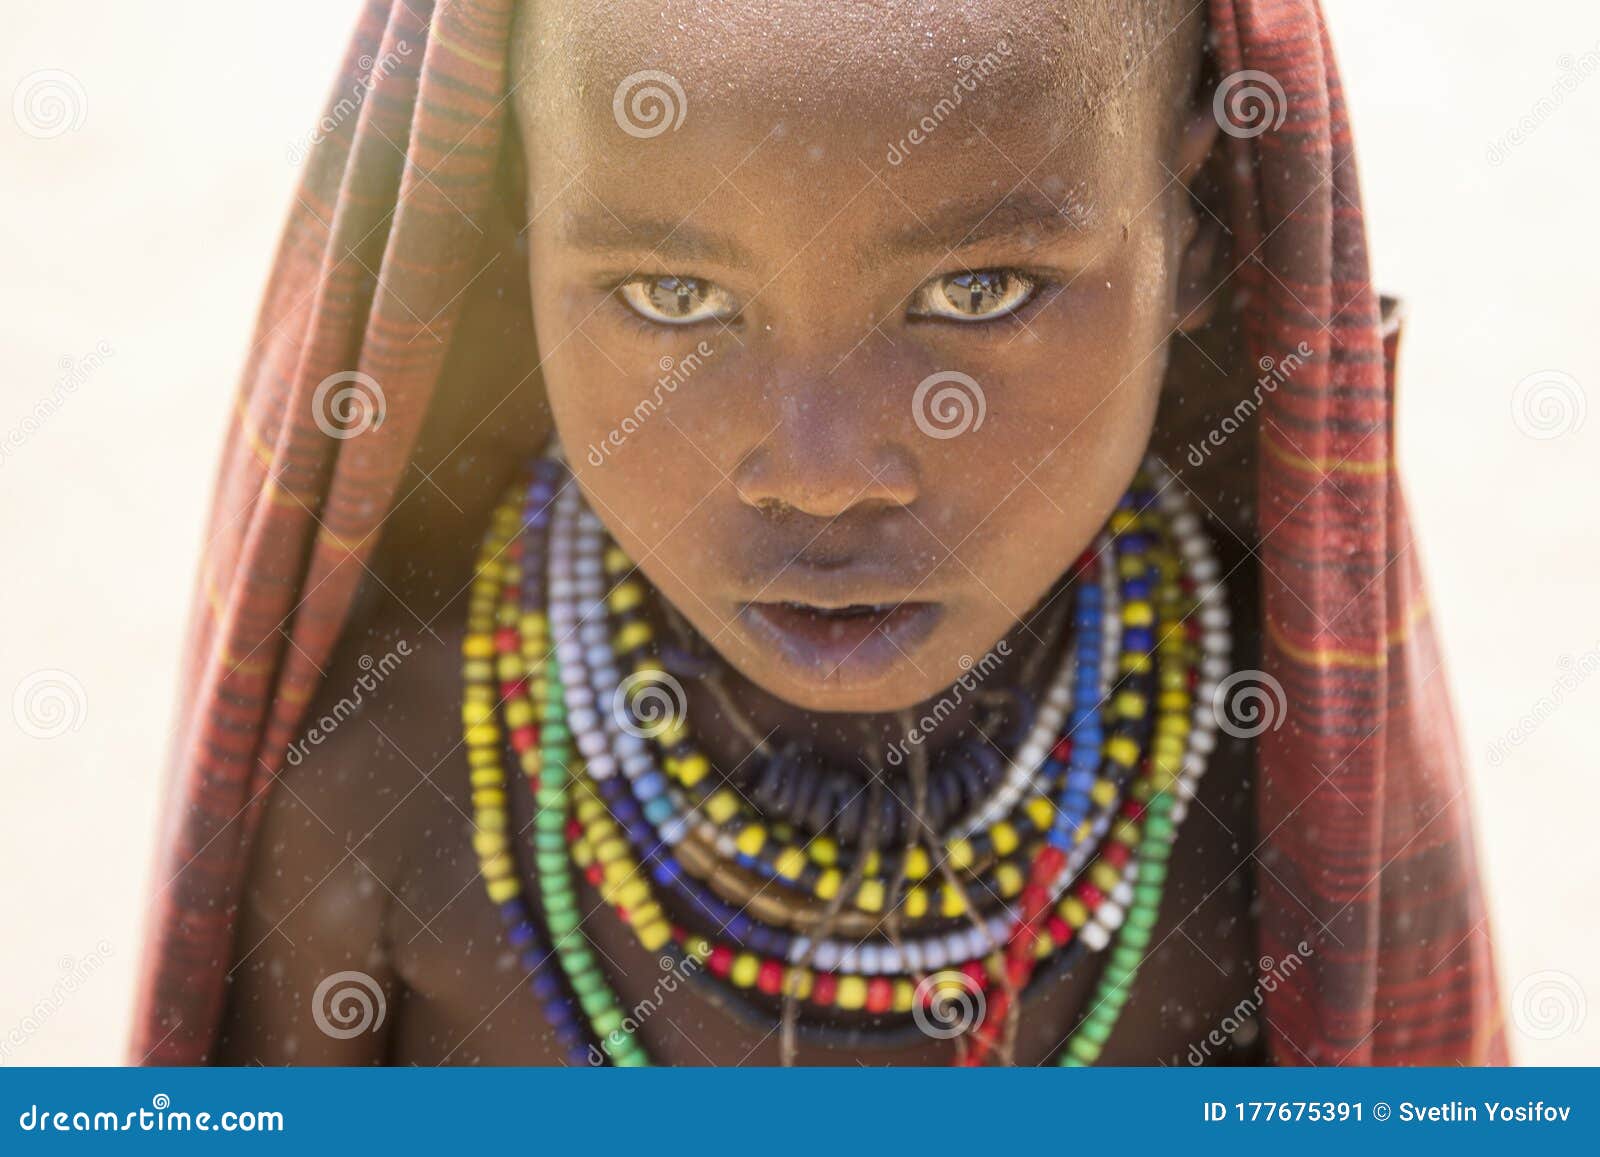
[2,2,1596,1064]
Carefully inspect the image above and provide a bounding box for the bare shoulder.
[219,594,566,1064]
[213,604,440,1061]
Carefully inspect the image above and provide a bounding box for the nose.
[733,389,920,518]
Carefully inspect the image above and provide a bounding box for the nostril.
[733,438,921,519]
[753,496,799,520]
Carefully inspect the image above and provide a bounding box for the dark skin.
[219,0,1271,1064]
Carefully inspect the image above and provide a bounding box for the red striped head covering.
[131,0,1507,1065]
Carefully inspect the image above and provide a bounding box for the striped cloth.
[130,0,1507,1065]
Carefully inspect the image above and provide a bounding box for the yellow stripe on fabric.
[1267,619,1387,671]
[1265,599,1430,671]
[200,574,276,678]
[261,475,304,509]
[431,27,502,71]
[234,393,276,470]
[235,396,319,509]
[201,550,227,622]
[1263,429,1394,477]
[316,524,368,556]
[1390,596,1432,645]
[217,640,275,679]
[276,679,315,705]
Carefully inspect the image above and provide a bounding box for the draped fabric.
[130,0,1506,1065]
[1209,0,1506,1064]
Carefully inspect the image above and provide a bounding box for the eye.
[618,275,736,326]
[909,269,1038,322]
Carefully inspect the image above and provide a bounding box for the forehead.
[521,0,1140,109]
[512,0,1178,256]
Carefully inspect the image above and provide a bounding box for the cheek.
[998,233,1171,472]
[528,274,730,552]
[932,237,1172,611]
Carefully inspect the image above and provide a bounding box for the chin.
[738,657,951,716]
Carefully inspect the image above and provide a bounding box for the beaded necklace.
[462,451,1229,1065]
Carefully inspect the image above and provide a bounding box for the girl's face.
[514,1,1209,713]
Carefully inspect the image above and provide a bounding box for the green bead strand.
[533,655,652,1067]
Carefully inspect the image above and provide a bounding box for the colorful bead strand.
[462,449,1229,1064]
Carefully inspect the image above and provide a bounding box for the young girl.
[131,0,1506,1066]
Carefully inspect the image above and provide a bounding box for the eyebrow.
[872,189,1101,261]
[556,212,752,268]
[555,189,1097,269]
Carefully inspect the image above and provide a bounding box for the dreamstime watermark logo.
[0,340,113,468]
[586,954,702,1064]
[912,370,986,439]
[885,641,1011,767]
[311,970,387,1039]
[1212,669,1287,740]
[1186,941,1314,1065]
[1487,42,1600,166]
[1510,969,1587,1041]
[1510,369,1585,440]
[1185,341,1313,467]
[312,370,386,439]
[11,669,87,739]
[587,340,716,466]
[912,970,985,1039]
[1487,644,1600,767]
[12,69,86,139]
[1213,69,1287,139]
[885,39,1013,165]
[612,669,688,740]
[286,41,413,164]
[0,940,112,1062]
[285,642,412,766]
[612,70,687,138]
[17,1094,283,1134]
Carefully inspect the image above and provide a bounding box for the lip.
[738,599,944,686]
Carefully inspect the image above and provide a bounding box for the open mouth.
[739,599,943,684]
[777,601,900,620]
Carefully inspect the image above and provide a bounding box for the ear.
[1175,99,1220,183]
[1172,104,1226,334]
